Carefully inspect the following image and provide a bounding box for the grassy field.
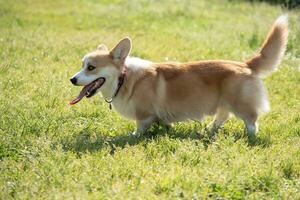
[1,0,300,199]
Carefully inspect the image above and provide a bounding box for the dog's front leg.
[210,108,230,134]
[132,117,156,135]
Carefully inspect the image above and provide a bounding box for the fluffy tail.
[246,15,289,77]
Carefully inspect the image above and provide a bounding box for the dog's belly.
[112,94,219,123]
[155,100,218,123]
[113,99,217,123]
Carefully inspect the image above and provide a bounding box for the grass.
[0,0,300,199]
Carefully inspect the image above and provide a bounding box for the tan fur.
[71,16,288,136]
[246,15,288,77]
[116,60,257,123]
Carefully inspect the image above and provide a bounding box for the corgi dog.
[70,15,288,136]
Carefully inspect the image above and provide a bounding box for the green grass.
[1,0,300,199]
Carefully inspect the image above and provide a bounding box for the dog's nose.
[70,77,77,85]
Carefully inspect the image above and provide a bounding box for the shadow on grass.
[58,123,271,155]
[233,131,272,148]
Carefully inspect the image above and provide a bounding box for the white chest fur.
[112,98,137,119]
[110,57,152,120]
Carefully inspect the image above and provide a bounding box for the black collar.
[105,67,126,109]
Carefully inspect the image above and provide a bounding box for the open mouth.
[69,77,106,105]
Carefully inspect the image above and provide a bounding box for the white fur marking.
[275,15,288,26]
[125,57,152,71]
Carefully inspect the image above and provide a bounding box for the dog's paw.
[131,131,138,136]
[130,130,142,137]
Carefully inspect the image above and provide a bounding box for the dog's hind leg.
[243,116,259,137]
[234,106,259,137]
[235,78,265,137]
[245,121,258,136]
[210,107,230,133]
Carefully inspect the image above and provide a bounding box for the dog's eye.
[88,65,96,71]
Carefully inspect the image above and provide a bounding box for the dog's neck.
[100,72,121,100]
[100,57,152,101]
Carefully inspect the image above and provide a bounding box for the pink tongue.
[69,78,105,106]
[69,84,92,105]
[69,97,82,105]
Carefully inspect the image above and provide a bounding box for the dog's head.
[69,37,131,105]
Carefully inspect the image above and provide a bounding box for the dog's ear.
[97,44,108,52]
[110,37,131,64]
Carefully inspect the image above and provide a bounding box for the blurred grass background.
[0,0,299,199]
